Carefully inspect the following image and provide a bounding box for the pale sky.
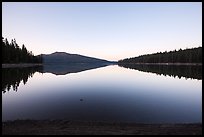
[2,2,202,61]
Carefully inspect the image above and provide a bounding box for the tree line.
[118,47,202,64]
[2,37,43,64]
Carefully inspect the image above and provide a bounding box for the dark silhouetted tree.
[2,37,43,63]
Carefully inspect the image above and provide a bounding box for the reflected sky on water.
[2,65,202,123]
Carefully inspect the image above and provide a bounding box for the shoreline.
[2,63,43,68]
[2,120,202,135]
[2,63,202,69]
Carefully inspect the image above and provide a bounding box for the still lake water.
[2,65,202,123]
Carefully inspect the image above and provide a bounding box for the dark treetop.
[118,47,202,64]
[2,37,42,64]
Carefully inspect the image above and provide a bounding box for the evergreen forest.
[2,37,43,64]
[118,47,202,64]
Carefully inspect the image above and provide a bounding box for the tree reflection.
[2,66,43,93]
[118,64,202,80]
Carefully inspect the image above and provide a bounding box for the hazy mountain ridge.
[42,52,114,64]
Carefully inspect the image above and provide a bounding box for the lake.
[2,64,202,123]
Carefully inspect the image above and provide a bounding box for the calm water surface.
[2,65,202,123]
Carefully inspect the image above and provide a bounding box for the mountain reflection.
[43,63,109,75]
[3,63,201,93]
[2,66,43,93]
[119,64,202,80]
[2,63,110,93]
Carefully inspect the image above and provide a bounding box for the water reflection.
[2,66,43,93]
[2,65,202,123]
[118,64,202,80]
[2,64,202,94]
[43,63,109,75]
[2,63,109,93]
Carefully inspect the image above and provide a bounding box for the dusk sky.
[2,2,202,61]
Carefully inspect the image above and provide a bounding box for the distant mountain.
[42,52,114,64]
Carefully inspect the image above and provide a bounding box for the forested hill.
[2,37,42,64]
[118,47,202,64]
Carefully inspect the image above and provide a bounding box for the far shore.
[2,62,202,69]
[2,63,43,68]
[118,63,202,66]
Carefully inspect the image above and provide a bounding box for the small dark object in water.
[80,99,83,101]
